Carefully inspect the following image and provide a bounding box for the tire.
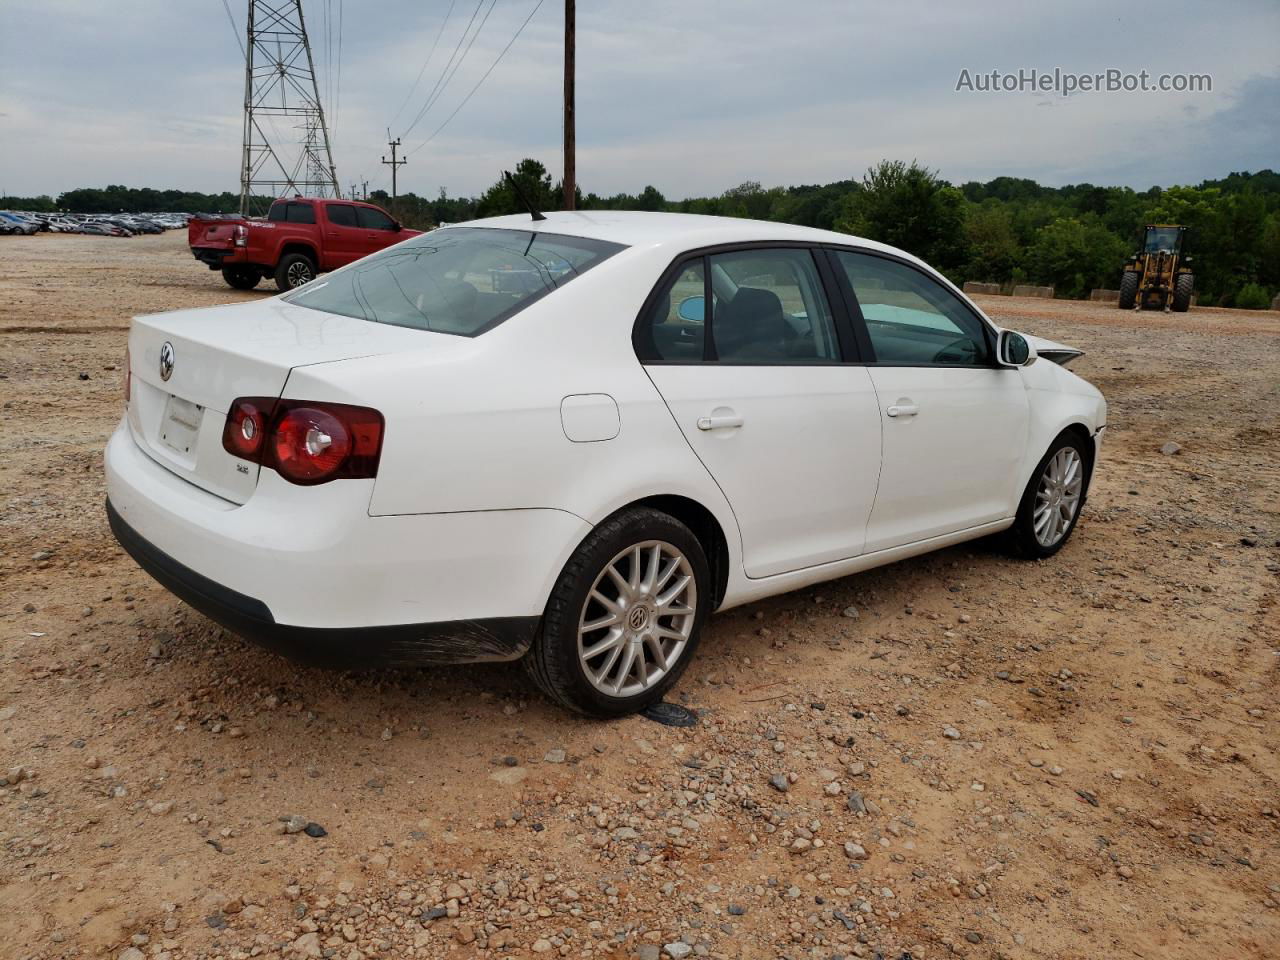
[222,267,261,290]
[274,253,316,292]
[525,507,711,717]
[1117,271,1138,309]
[1171,273,1193,312]
[1006,432,1090,560]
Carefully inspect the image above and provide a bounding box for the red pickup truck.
[189,197,422,292]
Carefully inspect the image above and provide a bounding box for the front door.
[640,248,883,578]
[828,249,1029,552]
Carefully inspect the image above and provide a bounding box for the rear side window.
[357,207,397,231]
[834,251,991,365]
[284,227,626,337]
[266,202,316,224]
[637,247,839,364]
[286,203,316,224]
[325,204,357,227]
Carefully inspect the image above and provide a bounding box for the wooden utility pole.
[381,137,406,201]
[562,0,575,210]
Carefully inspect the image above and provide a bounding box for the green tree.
[961,202,1020,284]
[1025,217,1129,299]
[476,159,559,218]
[834,160,968,272]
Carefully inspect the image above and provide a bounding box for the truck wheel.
[274,253,316,292]
[1171,273,1194,312]
[221,267,260,290]
[1118,271,1138,309]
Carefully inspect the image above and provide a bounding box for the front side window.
[638,247,839,364]
[284,227,625,337]
[357,206,396,231]
[833,251,991,365]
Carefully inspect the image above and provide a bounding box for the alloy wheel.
[1033,447,1083,547]
[287,261,314,287]
[578,540,697,698]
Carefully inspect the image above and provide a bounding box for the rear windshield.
[283,227,626,336]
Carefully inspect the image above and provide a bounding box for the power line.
[334,0,344,146]
[220,0,244,57]
[400,0,491,138]
[406,0,547,157]
[388,0,458,130]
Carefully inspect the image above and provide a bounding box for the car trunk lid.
[125,298,437,504]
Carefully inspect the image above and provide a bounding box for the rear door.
[639,246,883,578]
[827,248,1029,552]
[321,202,365,268]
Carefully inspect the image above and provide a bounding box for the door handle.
[697,413,744,431]
[886,399,919,418]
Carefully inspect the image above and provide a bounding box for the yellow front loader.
[1118,224,1194,312]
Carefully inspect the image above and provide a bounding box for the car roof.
[456,210,915,262]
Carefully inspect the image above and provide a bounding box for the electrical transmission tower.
[239,0,340,215]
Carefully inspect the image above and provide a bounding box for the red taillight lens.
[233,224,248,247]
[221,397,383,485]
[273,406,352,482]
[223,398,268,459]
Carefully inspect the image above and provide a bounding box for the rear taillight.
[222,397,384,485]
[123,345,131,403]
[233,224,247,247]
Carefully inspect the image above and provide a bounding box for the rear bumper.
[104,418,590,667]
[106,500,537,667]
[191,246,246,269]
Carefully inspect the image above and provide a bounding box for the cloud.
[0,0,1276,199]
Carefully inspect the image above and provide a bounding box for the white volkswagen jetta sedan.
[105,211,1105,716]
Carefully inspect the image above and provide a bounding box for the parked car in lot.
[106,212,1106,716]
[0,212,40,235]
[189,196,421,291]
[80,221,130,237]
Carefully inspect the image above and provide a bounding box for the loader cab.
[1142,225,1185,255]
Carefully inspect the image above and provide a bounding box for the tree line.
[6,162,1276,307]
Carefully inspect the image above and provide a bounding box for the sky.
[0,0,1277,201]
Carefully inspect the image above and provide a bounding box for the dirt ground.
[1,231,1277,960]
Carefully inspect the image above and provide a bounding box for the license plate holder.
[159,395,202,458]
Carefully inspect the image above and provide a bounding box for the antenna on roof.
[504,171,546,221]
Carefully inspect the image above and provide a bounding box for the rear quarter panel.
[280,242,744,573]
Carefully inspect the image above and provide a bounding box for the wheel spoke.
[582,628,623,660]
[594,642,624,685]
[653,555,681,593]
[657,574,691,609]
[644,634,670,672]
[640,544,661,594]
[590,589,621,615]
[614,644,638,693]
[582,610,621,632]
[605,564,631,598]
[628,546,643,593]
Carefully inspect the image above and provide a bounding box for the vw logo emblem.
[158,341,175,382]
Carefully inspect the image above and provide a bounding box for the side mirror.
[392,220,403,232]
[676,295,705,323]
[998,329,1037,367]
